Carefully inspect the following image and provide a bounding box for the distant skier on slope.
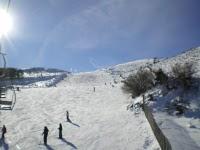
[42,126,49,145]
[58,123,63,139]
[66,110,71,122]
[1,125,7,139]
[93,87,95,92]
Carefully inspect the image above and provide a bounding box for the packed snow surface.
[2,47,200,149]
[0,71,159,150]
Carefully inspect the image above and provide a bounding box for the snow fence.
[143,103,172,150]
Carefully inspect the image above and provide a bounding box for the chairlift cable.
[6,0,11,12]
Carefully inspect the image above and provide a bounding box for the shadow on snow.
[66,119,80,128]
[0,138,9,150]
[61,138,77,149]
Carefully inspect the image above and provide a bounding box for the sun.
[0,9,13,38]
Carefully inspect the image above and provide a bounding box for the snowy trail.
[0,71,159,150]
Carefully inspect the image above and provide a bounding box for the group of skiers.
[1,124,62,145]
[42,123,62,145]
[1,110,71,145]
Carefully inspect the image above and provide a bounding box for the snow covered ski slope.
[0,71,159,150]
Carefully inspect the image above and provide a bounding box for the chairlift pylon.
[0,53,16,110]
[0,0,16,110]
[0,52,6,78]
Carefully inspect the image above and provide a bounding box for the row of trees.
[122,62,195,98]
[0,68,24,79]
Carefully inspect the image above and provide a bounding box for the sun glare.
[0,9,13,38]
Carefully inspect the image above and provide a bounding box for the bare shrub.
[171,62,195,89]
[122,69,154,98]
[154,68,168,85]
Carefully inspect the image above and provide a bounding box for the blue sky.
[1,0,200,72]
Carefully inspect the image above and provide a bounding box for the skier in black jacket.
[42,126,49,145]
[1,125,7,139]
[66,110,71,122]
[58,123,63,139]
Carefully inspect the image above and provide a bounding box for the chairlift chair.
[0,53,16,110]
[0,86,16,110]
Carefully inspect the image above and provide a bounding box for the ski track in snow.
[0,71,159,150]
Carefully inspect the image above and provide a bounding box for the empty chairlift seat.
[0,92,6,98]
[0,87,16,110]
[0,100,12,105]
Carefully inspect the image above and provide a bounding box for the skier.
[58,123,63,139]
[1,125,7,139]
[93,87,95,92]
[66,110,70,122]
[42,126,49,145]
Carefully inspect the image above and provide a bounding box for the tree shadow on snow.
[0,138,9,150]
[61,138,77,149]
[149,77,200,119]
[184,110,200,119]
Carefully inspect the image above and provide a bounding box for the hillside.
[106,47,200,149]
[0,70,159,149]
[107,47,200,79]
[1,47,200,149]
[0,68,69,88]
